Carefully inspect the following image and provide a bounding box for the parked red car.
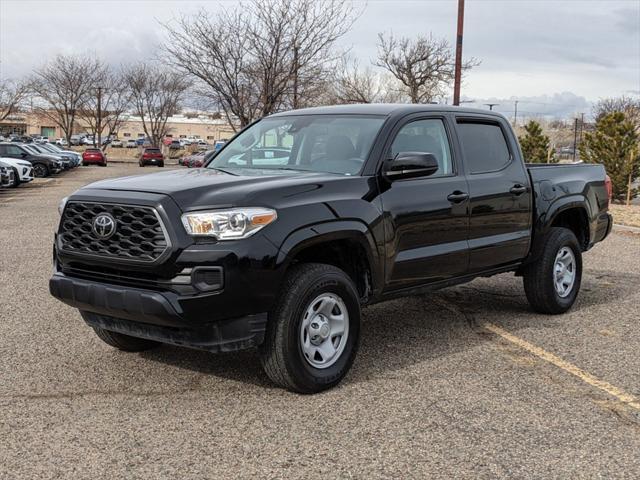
[82,148,107,166]
[139,147,165,167]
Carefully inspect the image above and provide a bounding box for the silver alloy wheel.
[553,246,576,298]
[299,293,349,369]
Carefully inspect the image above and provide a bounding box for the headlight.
[181,208,277,240]
[58,196,68,216]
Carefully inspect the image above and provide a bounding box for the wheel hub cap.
[309,315,331,345]
[299,293,349,369]
[553,246,576,298]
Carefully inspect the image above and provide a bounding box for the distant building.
[0,110,237,142]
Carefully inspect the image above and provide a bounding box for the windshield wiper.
[207,167,238,175]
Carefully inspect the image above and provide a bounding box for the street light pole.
[452,0,465,106]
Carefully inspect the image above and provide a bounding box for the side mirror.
[383,152,439,180]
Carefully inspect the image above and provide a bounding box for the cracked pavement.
[1,164,639,479]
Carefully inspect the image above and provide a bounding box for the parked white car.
[0,157,33,187]
[54,138,68,146]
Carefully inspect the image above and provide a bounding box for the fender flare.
[274,220,383,295]
[528,196,591,263]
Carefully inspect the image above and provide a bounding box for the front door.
[379,115,470,291]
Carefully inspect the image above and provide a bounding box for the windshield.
[207,115,385,175]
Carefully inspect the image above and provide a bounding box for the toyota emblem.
[92,213,117,239]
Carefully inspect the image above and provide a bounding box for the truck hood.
[83,167,347,210]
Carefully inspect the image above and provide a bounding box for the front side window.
[390,118,453,177]
[457,121,511,174]
[208,115,386,176]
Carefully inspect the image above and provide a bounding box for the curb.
[613,223,640,234]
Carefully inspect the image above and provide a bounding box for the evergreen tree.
[580,112,639,202]
[519,121,553,163]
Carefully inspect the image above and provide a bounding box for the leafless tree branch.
[376,32,479,104]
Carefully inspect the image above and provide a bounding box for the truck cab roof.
[269,103,507,119]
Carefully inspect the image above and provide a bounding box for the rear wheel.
[260,263,360,393]
[92,326,159,352]
[33,163,49,177]
[158,162,164,167]
[523,227,582,314]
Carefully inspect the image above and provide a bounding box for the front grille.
[59,202,169,262]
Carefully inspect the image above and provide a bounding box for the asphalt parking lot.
[1,163,639,479]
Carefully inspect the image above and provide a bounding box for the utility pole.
[292,45,299,110]
[485,103,499,111]
[95,86,103,148]
[452,0,465,106]
[572,117,578,162]
[513,100,518,126]
[579,112,585,143]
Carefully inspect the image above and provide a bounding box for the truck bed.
[526,162,610,250]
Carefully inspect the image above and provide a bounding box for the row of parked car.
[0,140,109,188]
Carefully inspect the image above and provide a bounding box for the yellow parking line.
[484,322,640,411]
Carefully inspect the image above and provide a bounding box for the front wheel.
[33,163,49,177]
[523,227,582,314]
[260,263,360,393]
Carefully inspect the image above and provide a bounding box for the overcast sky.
[1,0,638,118]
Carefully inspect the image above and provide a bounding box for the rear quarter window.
[457,121,511,174]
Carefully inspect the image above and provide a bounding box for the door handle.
[447,191,469,203]
[510,184,527,195]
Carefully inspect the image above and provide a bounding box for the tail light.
[604,174,612,203]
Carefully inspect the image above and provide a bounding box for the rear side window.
[457,121,511,174]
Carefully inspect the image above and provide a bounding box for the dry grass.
[609,204,640,228]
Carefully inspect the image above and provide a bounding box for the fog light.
[192,267,224,292]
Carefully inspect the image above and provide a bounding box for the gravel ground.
[1,164,639,479]
[610,204,640,228]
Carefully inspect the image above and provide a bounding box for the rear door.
[379,114,470,291]
[454,116,532,272]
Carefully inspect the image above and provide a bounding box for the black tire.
[158,162,164,167]
[523,227,582,314]
[92,326,159,352]
[10,167,20,187]
[260,263,361,393]
[139,162,145,167]
[33,163,49,177]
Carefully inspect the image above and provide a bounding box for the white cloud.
[1,0,638,114]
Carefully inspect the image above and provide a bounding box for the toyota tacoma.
[50,105,612,393]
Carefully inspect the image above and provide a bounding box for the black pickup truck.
[50,105,612,393]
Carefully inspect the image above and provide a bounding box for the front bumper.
[51,189,285,351]
[50,272,268,352]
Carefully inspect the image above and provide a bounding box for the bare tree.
[162,8,259,131]
[0,79,27,122]
[77,66,132,148]
[376,33,479,104]
[593,96,640,130]
[332,57,407,104]
[161,0,358,130]
[249,0,358,112]
[124,63,190,147]
[30,54,100,145]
